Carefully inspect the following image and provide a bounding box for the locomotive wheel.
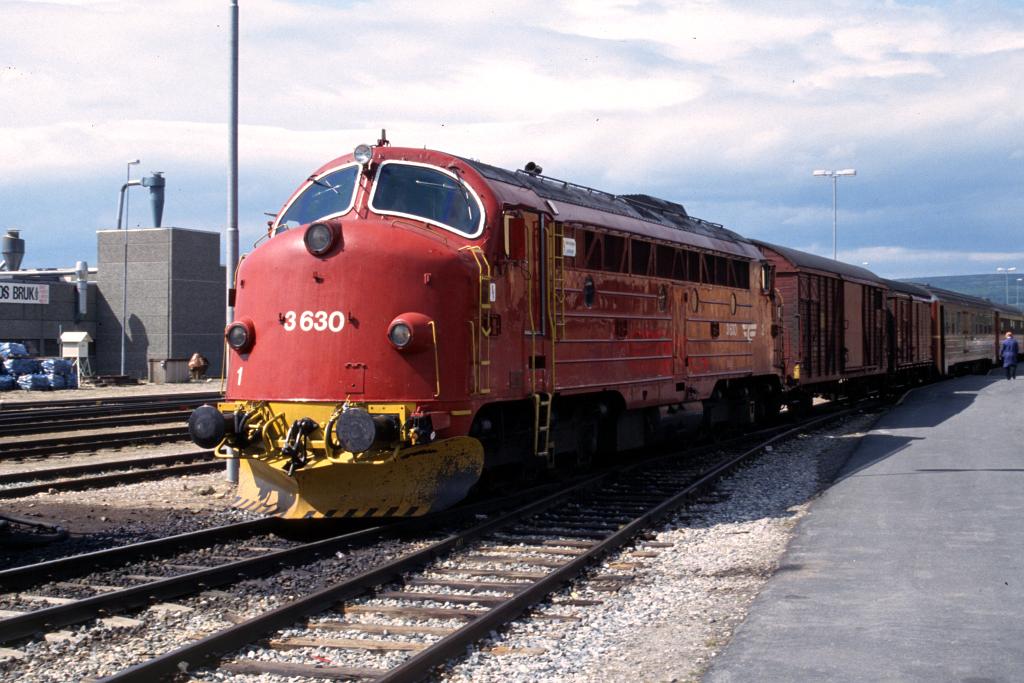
[575,415,599,468]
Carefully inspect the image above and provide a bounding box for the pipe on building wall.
[0,267,98,277]
[75,261,89,318]
[116,180,143,229]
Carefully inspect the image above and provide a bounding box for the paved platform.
[705,370,1024,683]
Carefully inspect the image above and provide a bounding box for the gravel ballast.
[0,409,879,681]
[438,411,879,683]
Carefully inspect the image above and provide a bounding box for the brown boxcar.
[882,278,934,379]
[753,241,888,398]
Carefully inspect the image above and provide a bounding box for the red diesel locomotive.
[187,139,1020,519]
[188,140,787,518]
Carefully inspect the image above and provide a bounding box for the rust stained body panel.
[883,279,934,373]
[757,241,888,390]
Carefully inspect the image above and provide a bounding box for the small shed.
[60,331,92,358]
[61,331,93,382]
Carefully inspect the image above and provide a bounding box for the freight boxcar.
[882,278,934,381]
[753,241,888,401]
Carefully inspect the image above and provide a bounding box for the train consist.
[187,140,1023,519]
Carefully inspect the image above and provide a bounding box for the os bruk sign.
[0,283,50,305]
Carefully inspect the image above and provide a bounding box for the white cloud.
[2,0,1023,271]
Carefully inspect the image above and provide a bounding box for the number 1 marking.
[236,366,244,386]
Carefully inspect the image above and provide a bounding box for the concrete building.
[95,227,225,378]
[0,274,98,357]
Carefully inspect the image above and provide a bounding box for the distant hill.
[901,273,1024,309]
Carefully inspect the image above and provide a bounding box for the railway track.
[0,450,218,499]
[0,392,220,438]
[0,392,221,459]
[0,425,190,459]
[0,391,221,414]
[54,408,855,682]
[0,482,567,646]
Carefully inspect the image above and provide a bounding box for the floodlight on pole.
[813,168,857,260]
[997,266,1017,304]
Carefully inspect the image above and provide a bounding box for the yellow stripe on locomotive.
[201,400,484,519]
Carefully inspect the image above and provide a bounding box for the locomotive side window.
[655,245,677,279]
[603,234,627,272]
[369,161,485,238]
[631,239,652,276]
[276,164,359,231]
[582,230,603,270]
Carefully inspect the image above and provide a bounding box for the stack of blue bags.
[41,358,76,389]
[0,342,77,391]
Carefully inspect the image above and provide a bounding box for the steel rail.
[0,426,189,459]
[0,517,279,592]
[0,399,214,425]
[0,392,222,413]
[378,410,849,683]
[100,474,607,683]
[0,450,211,485]
[0,482,569,646]
[0,460,220,499]
[0,410,189,437]
[0,523,394,644]
[100,407,859,683]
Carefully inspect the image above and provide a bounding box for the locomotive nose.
[188,404,232,449]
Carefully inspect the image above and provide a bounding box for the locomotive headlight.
[226,319,255,353]
[387,313,433,352]
[304,221,336,256]
[353,144,373,165]
[387,321,413,349]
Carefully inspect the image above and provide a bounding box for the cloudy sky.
[3,0,1023,277]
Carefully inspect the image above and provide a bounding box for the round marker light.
[353,144,373,164]
[226,320,255,353]
[304,221,336,256]
[388,321,412,349]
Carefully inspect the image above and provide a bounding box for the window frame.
[273,162,361,233]
[368,160,487,239]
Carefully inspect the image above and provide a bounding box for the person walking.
[1000,331,1019,380]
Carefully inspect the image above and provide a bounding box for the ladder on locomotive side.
[533,391,554,466]
[460,246,492,396]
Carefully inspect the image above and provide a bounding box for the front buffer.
[189,401,484,519]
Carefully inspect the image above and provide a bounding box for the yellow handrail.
[428,320,441,398]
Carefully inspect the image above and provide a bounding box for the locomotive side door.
[514,210,554,394]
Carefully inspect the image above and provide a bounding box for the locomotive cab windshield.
[275,163,359,233]
[369,160,485,238]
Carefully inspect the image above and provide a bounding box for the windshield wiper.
[308,175,340,194]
